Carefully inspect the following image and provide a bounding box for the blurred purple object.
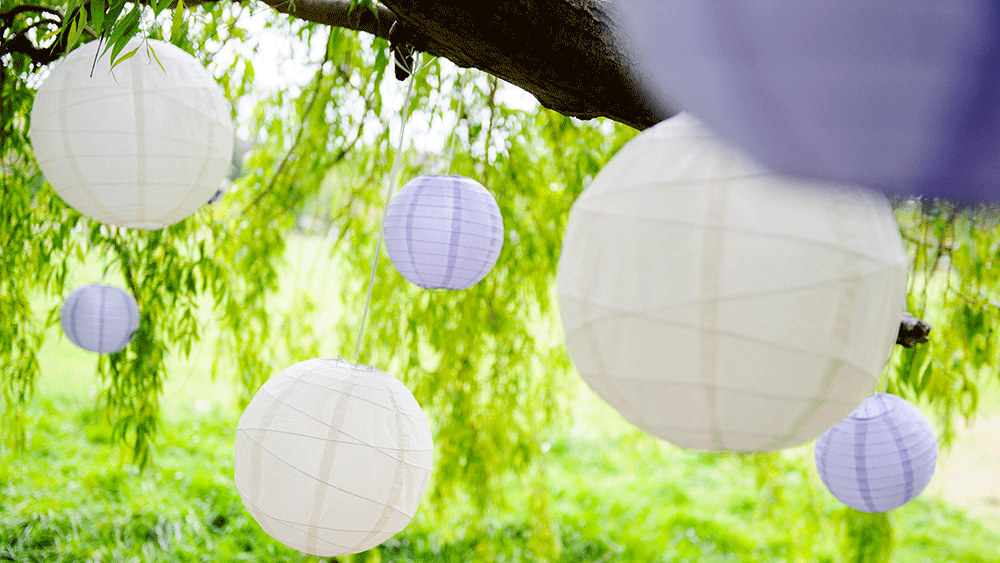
[619,0,1000,204]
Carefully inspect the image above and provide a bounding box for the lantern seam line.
[439,176,463,289]
[240,504,359,552]
[234,429,432,468]
[559,260,905,315]
[240,437,418,514]
[96,286,107,353]
[564,376,866,405]
[258,380,430,421]
[31,90,231,124]
[28,129,230,153]
[565,319,877,378]
[64,288,84,349]
[304,368,355,553]
[53,63,106,221]
[353,382,410,551]
[235,427,433,465]
[241,503,407,535]
[132,61,147,224]
[292,374,409,394]
[570,211,905,265]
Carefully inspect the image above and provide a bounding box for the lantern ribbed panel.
[557,113,909,452]
[815,393,938,513]
[383,175,504,290]
[29,38,233,229]
[234,359,434,557]
[618,0,1000,204]
[60,284,140,354]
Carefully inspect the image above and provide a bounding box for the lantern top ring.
[848,393,898,420]
[332,357,377,372]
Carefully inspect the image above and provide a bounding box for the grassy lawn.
[3,233,1000,562]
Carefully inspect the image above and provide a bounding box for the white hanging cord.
[99,253,109,284]
[445,70,467,175]
[353,62,419,361]
[97,229,111,284]
[877,343,898,395]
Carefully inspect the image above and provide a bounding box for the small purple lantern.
[61,284,140,354]
[619,0,1000,204]
[815,393,938,513]
[383,175,504,290]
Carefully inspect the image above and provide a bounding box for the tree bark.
[252,0,670,129]
[897,312,931,348]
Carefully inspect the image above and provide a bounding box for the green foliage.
[4,1,1000,562]
[4,392,1000,563]
[837,510,893,563]
[890,201,1000,445]
[0,0,637,520]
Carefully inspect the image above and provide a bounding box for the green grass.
[4,388,1000,563]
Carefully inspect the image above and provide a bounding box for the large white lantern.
[29,38,233,229]
[617,0,1000,204]
[234,358,434,557]
[815,393,938,513]
[557,113,909,452]
[61,284,140,354]
[383,175,504,290]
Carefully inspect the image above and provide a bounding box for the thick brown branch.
[378,0,667,129]
[897,312,931,348]
[252,0,668,129]
[9,0,666,129]
[254,0,394,40]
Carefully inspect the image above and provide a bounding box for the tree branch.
[238,0,668,129]
[109,233,141,304]
[897,312,931,348]
[253,0,394,40]
[7,0,668,129]
[377,0,668,129]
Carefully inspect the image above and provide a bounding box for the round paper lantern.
[618,0,1000,204]
[234,358,434,557]
[557,113,909,452]
[815,393,938,513]
[61,284,140,354]
[383,175,504,290]
[29,38,233,229]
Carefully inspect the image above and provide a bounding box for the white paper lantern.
[617,0,1000,204]
[815,393,938,513]
[557,113,909,452]
[383,175,504,290]
[61,284,140,354]
[234,358,434,557]
[29,38,233,229]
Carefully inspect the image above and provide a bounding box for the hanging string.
[444,70,467,175]
[877,341,899,395]
[353,58,420,361]
[94,228,110,285]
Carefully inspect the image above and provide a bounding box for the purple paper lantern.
[61,284,140,354]
[383,175,504,290]
[815,393,938,513]
[618,0,1000,204]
